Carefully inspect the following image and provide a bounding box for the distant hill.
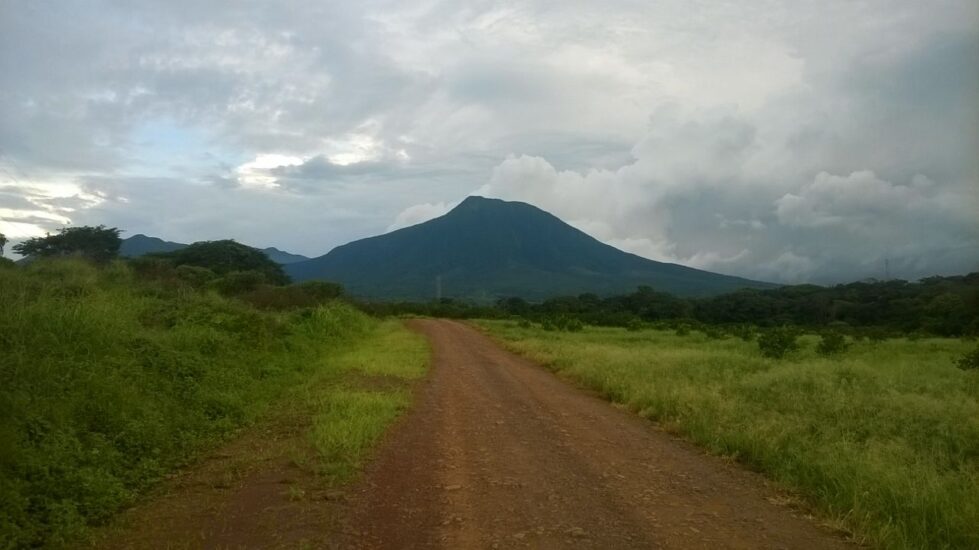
[120,234,309,265]
[260,247,310,265]
[119,234,187,257]
[285,196,775,300]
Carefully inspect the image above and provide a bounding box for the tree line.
[4,225,975,336]
[364,277,979,337]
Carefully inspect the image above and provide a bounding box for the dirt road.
[344,319,850,549]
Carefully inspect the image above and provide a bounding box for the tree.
[153,239,290,285]
[0,232,7,256]
[758,326,801,359]
[12,225,121,263]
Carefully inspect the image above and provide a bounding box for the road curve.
[343,319,851,549]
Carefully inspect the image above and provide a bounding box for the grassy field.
[0,260,427,548]
[477,320,979,550]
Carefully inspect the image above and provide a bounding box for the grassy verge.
[0,259,425,548]
[477,320,979,550]
[302,320,428,480]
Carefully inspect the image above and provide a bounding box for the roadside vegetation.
[478,320,979,549]
[0,246,426,548]
[369,274,979,338]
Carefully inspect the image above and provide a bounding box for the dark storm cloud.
[0,0,975,281]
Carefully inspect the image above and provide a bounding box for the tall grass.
[0,260,382,548]
[304,320,429,480]
[479,321,979,550]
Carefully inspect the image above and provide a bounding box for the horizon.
[25,194,976,288]
[1,1,977,284]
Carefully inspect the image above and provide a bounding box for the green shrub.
[129,256,176,280]
[731,324,756,341]
[675,324,690,337]
[757,326,801,359]
[956,347,979,371]
[212,270,266,295]
[625,318,643,331]
[296,280,343,300]
[174,265,217,288]
[704,327,726,340]
[0,260,375,547]
[816,332,849,357]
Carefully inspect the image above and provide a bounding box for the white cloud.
[0,1,975,281]
[387,200,457,231]
[235,154,305,188]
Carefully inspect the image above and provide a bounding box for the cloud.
[0,1,975,280]
[387,201,458,231]
[775,171,950,229]
[461,94,978,283]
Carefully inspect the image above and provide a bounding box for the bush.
[212,270,267,295]
[956,347,979,371]
[704,327,726,340]
[675,324,690,337]
[0,257,15,268]
[816,332,850,357]
[731,324,756,341]
[296,280,343,301]
[129,256,176,280]
[758,326,801,359]
[174,265,217,288]
[625,318,643,331]
[0,260,375,547]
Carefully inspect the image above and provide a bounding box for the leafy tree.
[12,225,121,263]
[153,240,289,285]
[0,231,7,256]
[816,332,849,357]
[758,326,801,359]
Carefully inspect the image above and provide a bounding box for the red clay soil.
[342,319,853,549]
[94,318,853,549]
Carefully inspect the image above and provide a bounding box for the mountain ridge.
[285,196,775,300]
[119,234,310,265]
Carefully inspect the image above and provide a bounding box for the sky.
[0,0,977,284]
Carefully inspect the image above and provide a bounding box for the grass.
[0,259,427,548]
[303,320,428,480]
[477,320,979,550]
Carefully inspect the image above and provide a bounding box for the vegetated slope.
[260,246,310,265]
[479,320,979,550]
[120,234,310,264]
[286,196,774,300]
[0,259,375,547]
